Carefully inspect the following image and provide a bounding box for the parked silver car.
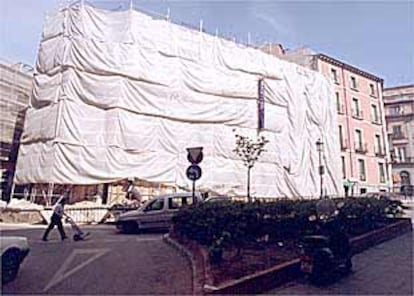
[1,236,30,284]
[116,192,203,233]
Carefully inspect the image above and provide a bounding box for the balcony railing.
[375,149,386,157]
[371,118,382,125]
[392,157,414,164]
[340,139,348,151]
[391,133,406,140]
[337,104,345,115]
[351,109,363,120]
[354,142,368,154]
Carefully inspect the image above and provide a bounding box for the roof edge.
[316,53,383,83]
[384,84,414,91]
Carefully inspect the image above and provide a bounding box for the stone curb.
[350,218,412,254]
[203,218,412,295]
[204,258,301,295]
[163,233,199,295]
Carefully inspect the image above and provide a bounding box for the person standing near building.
[126,179,142,205]
[42,198,67,241]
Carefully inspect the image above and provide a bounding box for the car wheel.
[2,249,21,284]
[345,258,353,273]
[120,221,138,234]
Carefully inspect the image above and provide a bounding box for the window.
[395,147,406,162]
[183,196,195,206]
[370,83,376,96]
[336,92,342,113]
[392,125,403,139]
[355,129,363,150]
[168,196,195,209]
[389,105,402,115]
[371,104,379,123]
[145,199,164,211]
[358,159,366,181]
[394,147,399,162]
[341,156,346,179]
[400,147,406,162]
[378,163,386,183]
[375,135,382,156]
[339,125,344,148]
[331,68,338,83]
[352,98,361,118]
[168,197,183,209]
[350,76,358,89]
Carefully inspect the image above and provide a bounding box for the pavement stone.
[268,231,413,295]
[1,226,192,295]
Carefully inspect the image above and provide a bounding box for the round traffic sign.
[186,164,202,181]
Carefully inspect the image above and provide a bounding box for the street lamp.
[316,139,324,199]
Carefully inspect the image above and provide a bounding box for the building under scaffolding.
[13,2,342,204]
[0,62,33,201]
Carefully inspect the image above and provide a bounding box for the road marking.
[43,248,109,292]
[33,236,162,245]
[136,237,162,242]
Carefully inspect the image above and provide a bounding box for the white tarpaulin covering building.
[15,3,341,198]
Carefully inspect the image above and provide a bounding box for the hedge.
[172,197,404,257]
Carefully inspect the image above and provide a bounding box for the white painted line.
[43,248,109,292]
[33,237,161,244]
[0,223,46,230]
[136,237,162,242]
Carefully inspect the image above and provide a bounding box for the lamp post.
[316,139,324,199]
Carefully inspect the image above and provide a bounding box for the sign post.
[186,147,203,199]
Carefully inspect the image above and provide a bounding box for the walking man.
[42,197,68,241]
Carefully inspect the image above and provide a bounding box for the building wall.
[282,49,391,194]
[315,58,390,194]
[384,85,414,194]
[0,62,33,201]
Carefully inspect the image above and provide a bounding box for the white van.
[115,192,203,233]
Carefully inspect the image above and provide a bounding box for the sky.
[0,0,413,87]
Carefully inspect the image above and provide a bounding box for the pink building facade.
[280,48,391,195]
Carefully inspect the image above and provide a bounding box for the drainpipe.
[406,119,413,160]
[378,81,392,191]
[341,67,354,182]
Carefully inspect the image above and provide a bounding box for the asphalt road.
[1,224,192,295]
[268,231,413,295]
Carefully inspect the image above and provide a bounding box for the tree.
[233,134,269,202]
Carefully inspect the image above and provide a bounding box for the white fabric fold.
[15,3,341,198]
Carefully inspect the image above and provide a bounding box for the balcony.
[351,109,364,120]
[354,142,368,154]
[375,149,386,157]
[340,139,348,151]
[391,133,406,140]
[337,104,345,115]
[385,109,414,119]
[371,118,382,125]
[392,157,414,165]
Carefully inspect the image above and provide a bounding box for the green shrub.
[172,197,404,261]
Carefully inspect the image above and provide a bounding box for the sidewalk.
[269,231,413,295]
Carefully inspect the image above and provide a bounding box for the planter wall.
[202,218,412,295]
